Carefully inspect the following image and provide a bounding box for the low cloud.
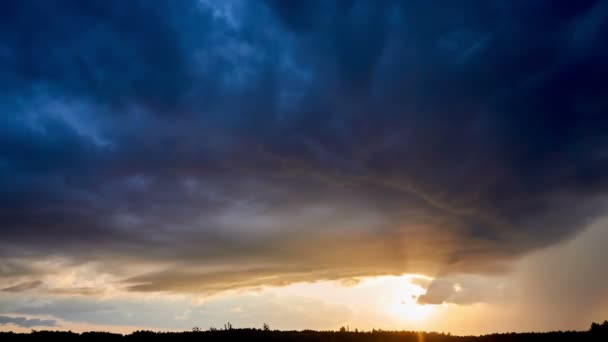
[0,316,57,328]
[416,275,504,305]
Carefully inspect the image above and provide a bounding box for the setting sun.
[388,296,435,324]
[380,276,436,324]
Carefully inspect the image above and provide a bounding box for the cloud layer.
[1,0,608,294]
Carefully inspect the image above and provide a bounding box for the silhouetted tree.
[590,320,608,335]
[1,322,605,342]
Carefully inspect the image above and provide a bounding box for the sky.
[1,0,608,335]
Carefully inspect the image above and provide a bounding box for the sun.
[382,275,436,324]
[388,297,435,324]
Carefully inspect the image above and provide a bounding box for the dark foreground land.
[2,322,608,342]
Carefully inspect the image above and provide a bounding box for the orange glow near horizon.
[268,274,440,330]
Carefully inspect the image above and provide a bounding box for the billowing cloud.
[1,0,608,296]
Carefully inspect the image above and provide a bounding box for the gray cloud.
[416,275,502,305]
[0,315,57,328]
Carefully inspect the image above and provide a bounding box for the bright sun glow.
[265,274,439,329]
[382,275,436,324]
[387,295,435,324]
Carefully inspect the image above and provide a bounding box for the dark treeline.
[2,321,608,342]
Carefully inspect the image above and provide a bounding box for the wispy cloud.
[2,280,42,293]
[0,316,57,328]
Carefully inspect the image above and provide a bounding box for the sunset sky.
[2,0,608,335]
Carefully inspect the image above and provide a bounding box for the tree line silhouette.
[1,321,607,341]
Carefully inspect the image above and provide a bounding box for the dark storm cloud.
[0,315,57,328]
[1,0,608,293]
[0,0,194,107]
